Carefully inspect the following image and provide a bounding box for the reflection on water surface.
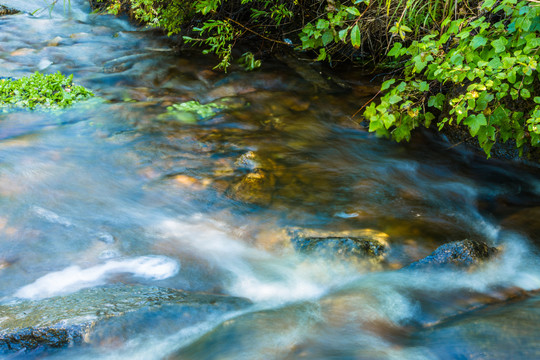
[1,1,540,359]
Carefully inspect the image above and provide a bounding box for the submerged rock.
[406,239,498,270]
[234,151,275,171]
[0,285,251,353]
[226,151,279,206]
[227,169,276,206]
[288,228,389,261]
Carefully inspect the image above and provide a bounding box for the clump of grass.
[0,72,94,110]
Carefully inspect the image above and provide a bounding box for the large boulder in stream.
[0,285,251,353]
[406,239,499,270]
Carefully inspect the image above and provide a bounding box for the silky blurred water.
[1,1,540,359]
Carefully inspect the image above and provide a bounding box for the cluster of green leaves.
[96,0,296,71]
[0,72,93,110]
[95,0,477,70]
[165,100,227,123]
[299,0,467,63]
[365,0,540,156]
[95,0,193,36]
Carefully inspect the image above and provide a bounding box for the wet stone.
[0,285,251,354]
[227,169,276,206]
[234,151,277,171]
[46,36,64,47]
[0,5,19,15]
[287,228,389,261]
[406,239,499,270]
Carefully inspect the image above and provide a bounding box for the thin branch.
[225,17,292,46]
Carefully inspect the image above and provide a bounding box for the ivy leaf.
[350,24,361,48]
[364,102,377,118]
[471,35,488,49]
[392,125,411,142]
[418,81,430,92]
[381,79,396,91]
[382,113,396,128]
[322,31,334,46]
[388,43,403,57]
[464,114,487,136]
[428,93,445,110]
[491,37,508,53]
[388,94,402,104]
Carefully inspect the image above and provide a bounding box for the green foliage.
[365,0,540,157]
[184,19,240,71]
[95,0,295,71]
[238,52,262,71]
[299,0,471,63]
[0,72,93,110]
[165,100,227,123]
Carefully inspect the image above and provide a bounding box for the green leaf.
[382,113,396,128]
[364,102,377,118]
[350,24,361,48]
[450,53,464,66]
[388,94,402,104]
[464,114,487,136]
[508,70,517,84]
[322,31,333,46]
[381,79,396,91]
[345,6,360,16]
[428,93,445,110]
[424,112,435,127]
[388,43,403,57]
[521,88,531,99]
[491,37,508,53]
[471,35,488,49]
[419,81,430,92]
[338,29,348,41]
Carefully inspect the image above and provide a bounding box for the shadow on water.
[2,1,540,359]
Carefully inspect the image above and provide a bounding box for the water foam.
[159,219,336,304]
[14,256,180,300]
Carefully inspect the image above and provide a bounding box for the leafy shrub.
[365,0,540,156]
[0,72,94,109]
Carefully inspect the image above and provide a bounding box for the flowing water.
[1,2,540,359]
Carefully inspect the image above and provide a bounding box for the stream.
[2,1,540,359]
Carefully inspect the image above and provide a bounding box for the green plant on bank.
[95,0,296,71]
[365,0,540,156]
[0,72,94,109]
[93,0,478,71]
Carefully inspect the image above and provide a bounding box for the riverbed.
[1,1,540,359]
